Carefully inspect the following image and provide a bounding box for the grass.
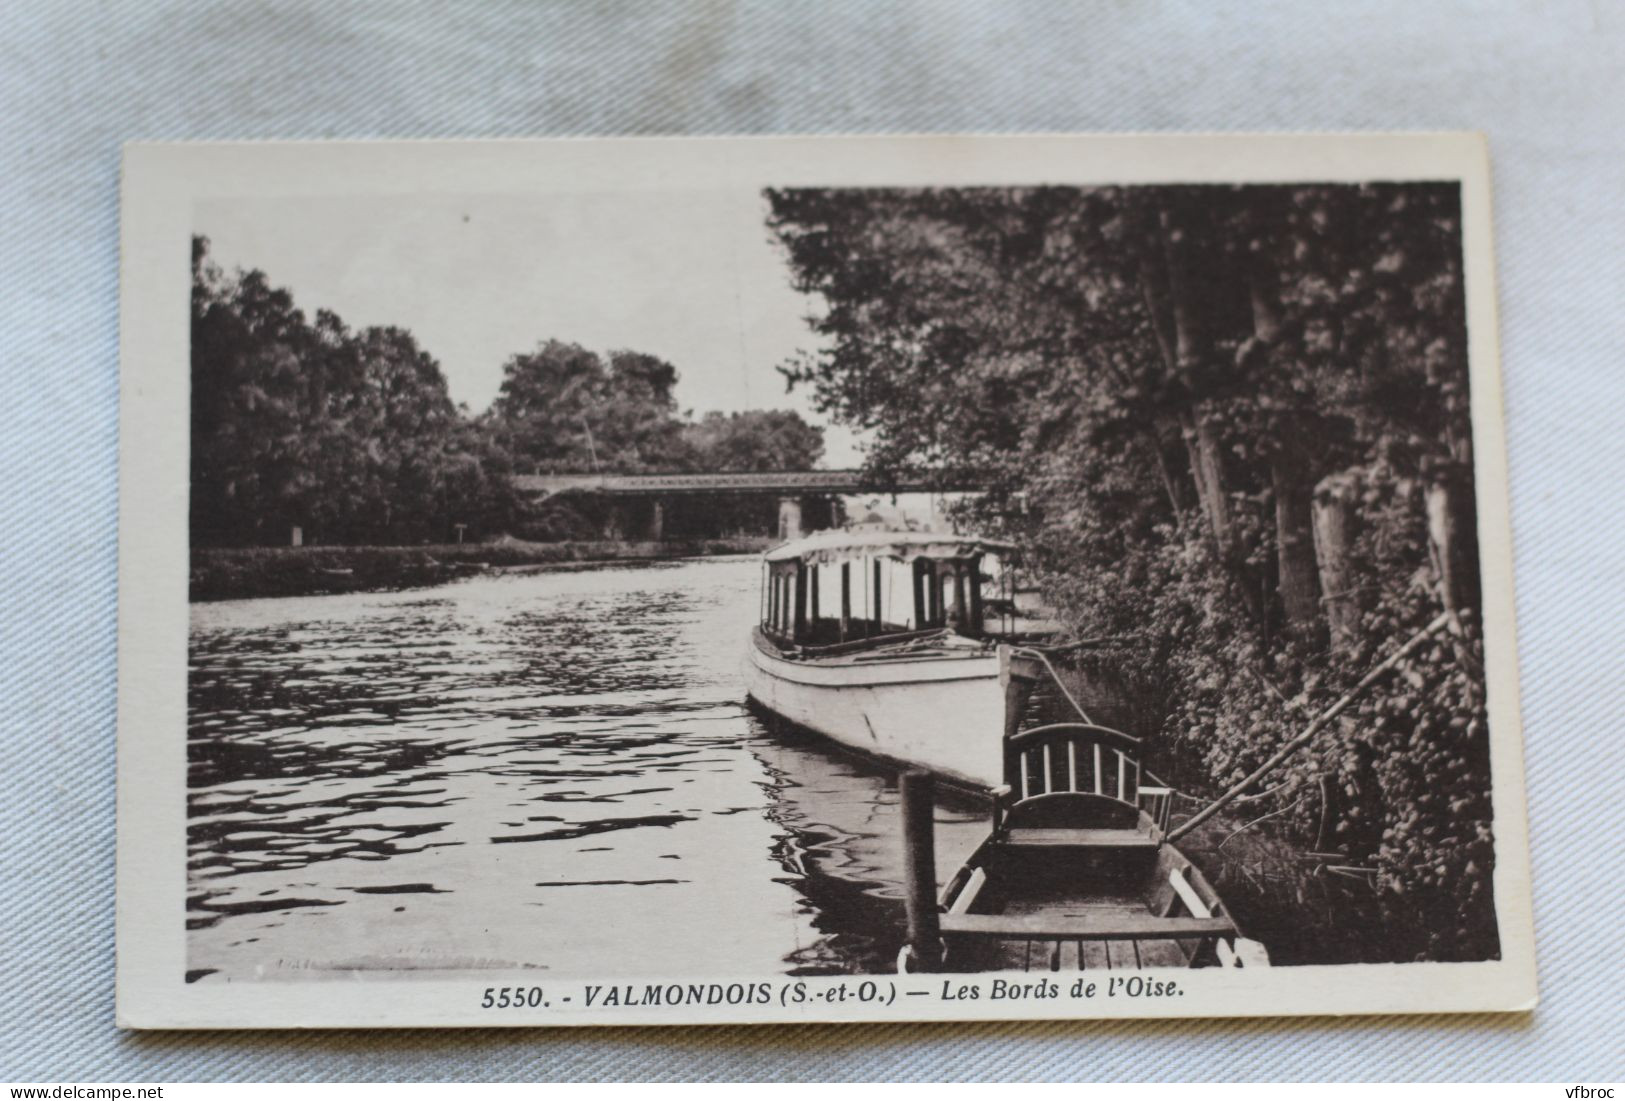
[1173,798,1398,966]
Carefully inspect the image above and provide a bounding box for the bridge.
[513,469,983,541]
[512,469,978,497]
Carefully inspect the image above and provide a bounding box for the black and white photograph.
[117,134,1535,1028]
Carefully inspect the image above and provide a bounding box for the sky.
[195,190,862,466]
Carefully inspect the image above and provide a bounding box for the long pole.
[900,771,943,970]
[579,416,600,472]
[1167,611,1452,842]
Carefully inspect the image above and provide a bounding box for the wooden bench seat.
[999,827,1160,850]
[940,912,1235,941]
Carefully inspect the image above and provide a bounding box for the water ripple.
[187,557,987,981]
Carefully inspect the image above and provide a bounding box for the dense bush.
[189,537,776,601]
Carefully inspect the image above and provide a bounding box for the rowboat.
[896,723,1269,973]
[742,529,1051,790]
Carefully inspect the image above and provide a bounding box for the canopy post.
[839,562,851,641]
[968,554,984,637]
[794,562,808,640]
[859,556,870,638]
[873,558,884,633]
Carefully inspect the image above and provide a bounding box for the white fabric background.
[1,0,1620,1082]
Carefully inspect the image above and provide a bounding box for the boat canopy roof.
[764,529,1017,566]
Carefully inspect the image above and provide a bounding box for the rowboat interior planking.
[897,724,1270,974]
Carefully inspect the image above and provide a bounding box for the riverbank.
[190,536,776,601]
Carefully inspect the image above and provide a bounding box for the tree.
[486,341,701,473]
[766,183,1470,639]
[600,350,694,471]
[682,409,825,471]
[190,236,518,546]
[765,184,1492,960]
[485,339,611,472]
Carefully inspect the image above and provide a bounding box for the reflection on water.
[187,556,986,981]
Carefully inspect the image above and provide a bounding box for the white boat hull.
[743,631,1006,790]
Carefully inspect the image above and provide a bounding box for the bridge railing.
[513,470,986,496]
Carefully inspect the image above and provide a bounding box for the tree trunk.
[1143,425,1188,524]
[1181,413,1231,548]
[1163,203,1235,555]
[1139,209,1227,545]
[1425,460,1480,616]
[1250,245,1322,644]
[1272,454,1323,643]
[1139,200,1261,624]
[1312,470,1364,654]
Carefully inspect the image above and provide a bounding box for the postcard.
[117,133,1535,1027]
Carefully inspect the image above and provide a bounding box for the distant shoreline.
[190,537,776,602]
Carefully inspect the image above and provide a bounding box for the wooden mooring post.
[900,771,943,971]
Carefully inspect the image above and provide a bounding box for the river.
[186,554,989,982]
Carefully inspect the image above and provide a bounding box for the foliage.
[191,237,827,549]
[681,410,826,472]
[766,183,1496,962]
[485,347,827,479]
[189,536,776,601]
[191,237,519,546]
[484,341,695,473]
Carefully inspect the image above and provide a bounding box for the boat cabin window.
[761,552,999,648]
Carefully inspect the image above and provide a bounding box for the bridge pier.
[777,496,804,541]
[600,499,667,541]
